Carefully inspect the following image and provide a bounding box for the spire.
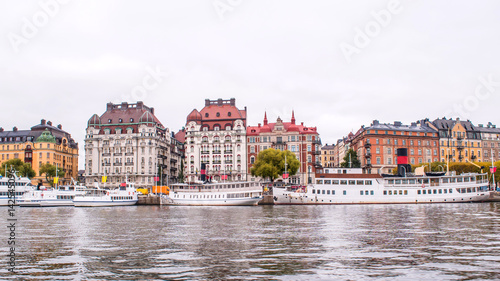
[263,111,268,125]
[291,110,296,125]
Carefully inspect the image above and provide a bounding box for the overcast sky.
[2,0,500,169]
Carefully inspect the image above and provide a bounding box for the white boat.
[274,171,491,205]
[166,181,263,206]
[73,182,138,207]
[17,184,87,207]
[0,174,33,206]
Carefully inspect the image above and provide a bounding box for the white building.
[84,102,180,187]
[184,98,247,182]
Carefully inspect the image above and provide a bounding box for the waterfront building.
[84,101,180,188]
[428,118,482,163]
[184,98,247,182]
[0,120,79,185]
[350,120,439,174]
[246,111,321,184]
[320,143,335,168]
[475,122,500,162]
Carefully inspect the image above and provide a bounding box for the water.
[1,203,499,280]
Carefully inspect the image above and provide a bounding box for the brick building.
[350,120,440,174]
[476,122,500,162]
[246,111,321,184]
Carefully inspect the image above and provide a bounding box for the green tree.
[178,159,185,183]
[0,159,36,178]
[250,148,300,182]
[340,149,361,168]
[39,163,65,187]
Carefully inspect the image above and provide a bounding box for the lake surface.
[1,203,499,280]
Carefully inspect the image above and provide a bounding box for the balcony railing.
[102,153,111,156]
[125,162,134,166]
[365,153,371,158]
[364,143,371,148]
[201,151,210,154]
[213,151,221,154]
[225,160,233,164]
[213,160,221,164]
[225,150,233,154]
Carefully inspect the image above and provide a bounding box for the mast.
[492,148,496,190]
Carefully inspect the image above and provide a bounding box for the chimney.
[230,98,235,106]
[137,101,144,108]
[479,124,483,127]
[41,119,46,125]
[217,98,223,106]
[106,102,113,111]
[150,107,154,115]
[57,124,62,129]
[411,122,416,127]
[47,121,52,126]
[205,99,210,106]
[121,102,128,108]
[372,120,379,125]
[394,121,402,126]
[0,128,3,132]
[396,148,411,177]
[13,127,17,132]
[301,122,304,126]
[258,123,261,128]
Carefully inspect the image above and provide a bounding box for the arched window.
[213,124,220,131]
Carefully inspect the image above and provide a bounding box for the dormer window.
[130,118,134,122]
[205,113,209,117]
[119,118,123,123]
[228,112,232,117]
[108,119,112,123]
[216,112,220,117]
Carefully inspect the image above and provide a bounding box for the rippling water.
[1,203,499,280]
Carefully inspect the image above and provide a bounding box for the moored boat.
[73,181,138,207]
[0,173,33,206]
[17,184,87,207]
[165,181,263,206]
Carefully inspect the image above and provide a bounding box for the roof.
[91,102,164,129]
[174,129,186,143]
[321,144,335,150]
[367,120,437,133]
[0,120,78,148]
[247,113,319,135]
[472,123,500,134]
[432,118,476,132]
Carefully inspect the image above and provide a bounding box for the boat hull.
[165,196,262,206]
[74,200,138,207]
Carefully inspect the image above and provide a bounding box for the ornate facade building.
[350,120,439,174]
[184,98,247,182]
[428,118,482,163]
[476,122,500,162]
[0,120,79,185]
[246,111,321,184]
[320,143,335,168]
[84,102,180,187]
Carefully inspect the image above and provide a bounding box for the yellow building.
[320,143,336,168]
[0,120,79,185]
[430,118,482,163]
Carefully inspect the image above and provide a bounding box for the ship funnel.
[396,148,412,177]
[200,163,206,182]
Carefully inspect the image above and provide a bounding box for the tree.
[340,149,361,168]
[0,159,36,178]
[39,163,65,187]
[178,159,185,183]
[250,148,300,182]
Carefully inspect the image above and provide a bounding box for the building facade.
[476,122,500,162]
[429,118,482,163]
[84,102,180,188]
[246,111,321,184]
[184,98,247,182]
[0,120,79,185]
[350,120,439,174]
[320,143,335,168]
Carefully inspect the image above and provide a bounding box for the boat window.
[332,190,336,195]
[340,180,347,185]
[383,190,387,195]
[343,190,347,195]
[457,178,463,183]
[409,179,416,184]
[312,189,315,194]
[471,176,476,182]
[316,180,323,184]
[442,178,449,183]
[433,189,437,194]
[423,179,429,184]
[444,189,447,194]
[322,190,325,194]
[360,191,364,195]
[402,180,408,184]
[399,190,403,195]
[348,180,355,185]
[404,190,408,195]
[324,180,331,184]
[418,190,421,195]
[388,190,392,195]
[365,180,372,185]
[439,189,442,194]
[450,178,456,183]
[395,180,401,184]
[388,180,394,184]
[356,180,364,185]
[467,188,471,193]
[327,190,330,195]
[424,190,427,194]
[464,177,470,182]
[333,180,339,185]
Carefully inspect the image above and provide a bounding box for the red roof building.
[247,111,321,185]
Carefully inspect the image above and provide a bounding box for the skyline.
[2,0,500,169]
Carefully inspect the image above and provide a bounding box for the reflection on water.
[0,203,499,280]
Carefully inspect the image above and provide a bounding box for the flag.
[102,176,107,183]
[221,174,228,180]
[120,182,126,187]
[154,177,159,181]
[491,167,497,173]
[53,177,59,184]
[283,173,289,179]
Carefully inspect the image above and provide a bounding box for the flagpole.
[492,148,496,190]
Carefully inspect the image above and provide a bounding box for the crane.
[465,159,484,173]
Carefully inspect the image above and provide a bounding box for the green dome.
[36,129,56,143]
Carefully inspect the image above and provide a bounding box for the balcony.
[225,160,233,164]
[113,162,122,166]
[125,152,134,156]
[213,160,221,164]
[365,152,371,158]
[313,139,321,144]
[457,134,463,140]
[170,158,177,163]
[102,153,111,156]
[225,150,233,154]
[125,162,134,166]
[201,150,210,154]
[364,143,371,148]
[313,150,321,155]
[113,153,123,156]
[102,163,111,166]
[213,151,221,154]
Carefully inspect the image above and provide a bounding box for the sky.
[1,0,500,169]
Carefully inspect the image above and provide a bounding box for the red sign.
[154,177,159,181]
[490,167,497,173]
[283,173,289,179]
[221,175,228,180]
[120,182,126,187]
